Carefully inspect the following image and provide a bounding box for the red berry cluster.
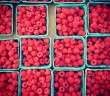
[0,72,18,96]
[17,5,47,36]
[86,70,110,96]
[24,0,50,2]
[53,38,84,67]
[21,69,51,96]
[22,38,50,67]
[89,4,110,33]
[54,70,83,96]
[0,5,12,35]
[54,0,82,2]
[56,6,85,36]
[0,40,19,69]
[87,37,110,66]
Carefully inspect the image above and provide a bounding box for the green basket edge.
[53,0,85,4]
[54,4,87,37]
[16,4,49,37]
[0,4,13,36]
[87,2,110,35]
[52,36,86,70]
[86,35,110,68]
[0,70,20,96]
[52,69,85,96]
[19,36,52,69]
[0,38,20,70]
[19,69,53,96]
[21,0,52,3]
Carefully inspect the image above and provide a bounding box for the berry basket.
[16,4,49,37]
[0,38,20,70]
[22,0,52,3]
[85,69,110,96]
[0,4,13,36]
[20,69,52,96]
[0,70,20,96]
[87,2,110,35]
[53,0,85,4]
[52,69,85,96]
[89,0,110,2]
[86,35,110,68]
[52,36,86,70]
[55,4,87,37]
[0,0,21,3]
[20,36,51,69]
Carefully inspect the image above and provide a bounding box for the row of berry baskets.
[0,36,110,70]
[1,69,110,96]
[1,3,110,36]
[0,0,109,3]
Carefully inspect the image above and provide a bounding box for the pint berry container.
[0,38,20,70]
[52,69,85,96]
[0,70,20,96]
[53,0,85,4]
[22,0,52,3]
[52,36,86,70]
[86,35,110,68]
[0,0,21,3]
[55,4,87,37]
[0,4,13,36]
[20,69,52,96]
[89,0,110,2]
[87,2,110,35]
[20,36,51,69]
[16,4,49,37]
[85,69,110,96]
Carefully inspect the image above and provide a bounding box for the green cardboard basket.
[52,36,86,70]
[54,4,87,37]
[85,68,110,96]
[20,36,52,69]
[53,0,85,4]
[20,69,53,96]
[0,0,21,3]
[22,0,52,3]
[0,38,20,70]
[52,69,85,96]
[16,4,49,37]
[89,0,110,2]
[87,2,110,35]
[0,4,13,36]
[86,35,110,68]
[0,70,20,96]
